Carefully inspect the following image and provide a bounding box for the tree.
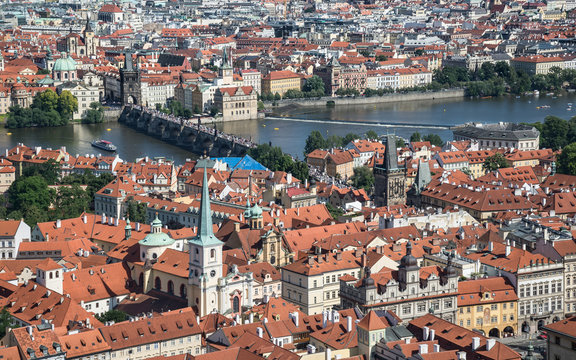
[8,176,55,219]
[343,133,360,145]
[422,134,444,147]
[375,55,388,62]
[96,310,128,323]
[83,102,105,124]
[351,166,374,192]
[274,93,282,101]
[541,115,570,150]
[303,75,325,95]
[326,203,344,219]
[22,159,60,185]
[193,105,202,114]
[36,68,50,75]
[290,161,309,181]
[257,101,265,111]
[32,89,59,112]
[125,197,148,223]
[558,142,576,175]
[483,153,509,172]
[304,130,327,155]
[52,184,90,219]
[57,90,78,121]
[410,132,422,142]
[414,49,425,56]
[365,130,379,141]
[0,307,12,338]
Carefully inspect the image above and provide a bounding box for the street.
[497,335,547,359]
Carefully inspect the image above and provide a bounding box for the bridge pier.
[117,106,253,157]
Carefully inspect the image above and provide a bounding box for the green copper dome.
[53,52,76,72]
[251,203,263,218]
[139,214,175,247]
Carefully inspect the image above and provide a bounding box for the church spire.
[384,134,398,171]
[189,163,222,247]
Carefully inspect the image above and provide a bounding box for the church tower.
[188,163,224,316]
[83,18,97,56]
[374,134,406,207]
[219,47,233,85]
[398,241,419,293]
[120,51,141,105]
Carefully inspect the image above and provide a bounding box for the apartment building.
[281,250,388,315]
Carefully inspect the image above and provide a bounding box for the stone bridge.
[118,106,255,157]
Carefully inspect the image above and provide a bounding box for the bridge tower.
[120,51,141,106]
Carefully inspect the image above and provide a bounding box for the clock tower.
[374,134,407,207]
[188,161,224,316]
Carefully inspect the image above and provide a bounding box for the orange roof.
[357,311,387,331]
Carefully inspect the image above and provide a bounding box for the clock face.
[210,270,216,277]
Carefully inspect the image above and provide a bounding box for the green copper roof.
[139,215,175,247]
[188,163,223,247]
[251,203,263,218]
[53,52,76,72]
[125,218,132,230]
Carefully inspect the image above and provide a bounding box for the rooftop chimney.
[429,329,435,341]
[419,344,428,355]
[486,338,496,351]
[347,316,353,333]
[472,337,481,351]
[256,327,263,338]
[423,326,430,340]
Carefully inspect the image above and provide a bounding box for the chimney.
[249,313,254,324]
[423,326,430,340]
[322,310,328,328]
[347,316,353,333]
[101,213,106,224]
[488,241,493,252]
[505,241,511,257]
[429,329,435,341]
[486,338,496,351]
[135,222,141,231]
[433,344,440,352]
[419,344,428,355]
[56,219,61,229]
[457,351,467,360]
[405,338,411,344]
[115,217,119,226]
[292,311,299,327]
[472,337,481,351]
[82,214,87,224]
[256,327,263,338]
[325,348,332,360]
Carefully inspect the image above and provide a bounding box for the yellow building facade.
[457,278,518,338]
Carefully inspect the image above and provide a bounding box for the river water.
[1,93,575,163]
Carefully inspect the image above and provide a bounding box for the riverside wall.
[269,89,465,108]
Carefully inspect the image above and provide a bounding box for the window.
[556,336,561,345]
[491,316,497,323]
[477,306,483,312]
[491,304,497,311]
[467,319,471,326]
[476,318,483,326]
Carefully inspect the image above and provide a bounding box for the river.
[1,93,575,163]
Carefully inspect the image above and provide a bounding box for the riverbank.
[265,89,465,109]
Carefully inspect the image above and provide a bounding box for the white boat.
[91,140,117,152]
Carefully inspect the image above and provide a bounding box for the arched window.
[210,249,216,259]
[167,280,174,295]
[64,73,68,80]
[152,253,157,259]
[154,277,161,290]
[49,272,53,279]
[180,284,187,298]
[233,296,240,313]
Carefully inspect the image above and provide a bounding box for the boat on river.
[91,139,117,152]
